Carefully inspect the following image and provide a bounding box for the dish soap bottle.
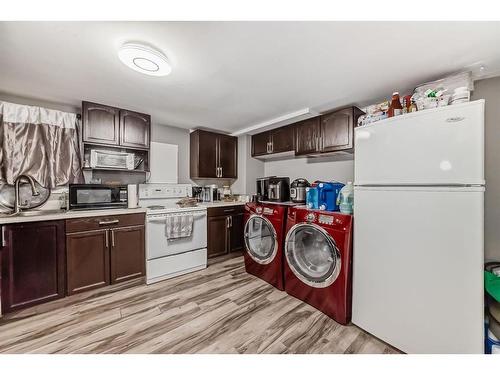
[337,181,354,214]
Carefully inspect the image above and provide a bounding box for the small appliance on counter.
[256,176,275,202]
[290,178,310,204]
[267,177,290,202]
[203,184,219,202]
[68,184,128,210]
[192,186,204,202]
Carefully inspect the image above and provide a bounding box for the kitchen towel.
[165,213,194,239]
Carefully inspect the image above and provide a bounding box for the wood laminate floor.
[0,252,399,354]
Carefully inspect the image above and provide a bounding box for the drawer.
[207,205,244,217]
[66,213,145,233]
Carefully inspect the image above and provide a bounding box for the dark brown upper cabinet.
[190,130,238,179]
[83,102,120,146]
[295,117,321,155]
[1,220,66,313]
[251,126,295,157]
[295,106,364,156]
[82,101,150,150]
[119,110,151,149]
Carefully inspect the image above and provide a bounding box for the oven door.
[69,185,127,210]
[146,210,207,260]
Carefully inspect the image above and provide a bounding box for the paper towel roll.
[127,184,138,208]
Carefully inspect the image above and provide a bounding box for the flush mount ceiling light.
[118,43,171,77]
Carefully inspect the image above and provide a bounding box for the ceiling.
[1,22,500,134]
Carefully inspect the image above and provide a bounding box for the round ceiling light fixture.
[118,43,171,77]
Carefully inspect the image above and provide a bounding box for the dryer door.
[244,215,278,265]
[285,223,341,288]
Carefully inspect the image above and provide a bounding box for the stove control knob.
[306,213,316,222]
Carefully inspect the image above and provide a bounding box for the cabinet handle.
[220,167,223,177]
[111,230,115,247]
[99,219,119,226]
[105,229,109,248]
[270,140,273,153]
[229,216,233,227]
[1,226,6,247]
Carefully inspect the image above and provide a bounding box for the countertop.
[0,207,147,225]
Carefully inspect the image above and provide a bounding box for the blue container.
[317,181,345,211]
[306,186,319,209]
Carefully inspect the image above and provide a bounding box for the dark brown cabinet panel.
[66,230,110,295]
[320,108,353,153]
[119,110,151,149]
[1,220,65,313]
[229,213,244,252]
[270,126,295,154]
[295,117,321,155]
[252,131,271,156]
[207,215,229,258]
[207,205,244,258]
[110,225,145,284]
[219,135,237,179]
[83,102,120,146]
[190,130,238,179]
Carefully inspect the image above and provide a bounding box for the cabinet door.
[295,117,320,155]
[252,131,270,156]
[1,221,65,313]
[110,225,145,284]
[192,130,218,178]
[119,110,151,149]
[82,101,120,146]
[271,126,295,153]
[320,108,353,152]
[219,135,237,179]
[207,216,228,258]
[229,213,244,252]
[66,230,110,295]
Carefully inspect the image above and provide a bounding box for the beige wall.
[472,77,500,261]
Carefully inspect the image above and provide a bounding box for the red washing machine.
[284,206,353,324]
[243,202,289,290]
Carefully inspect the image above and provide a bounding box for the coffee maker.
[267,177,290,202]
[203,185,219,202]
[256,176,275,202]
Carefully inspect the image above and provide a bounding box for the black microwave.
[69,184,128,210]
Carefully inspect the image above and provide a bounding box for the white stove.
[139,183,207,284]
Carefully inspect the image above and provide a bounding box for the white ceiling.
[1,22,500,133]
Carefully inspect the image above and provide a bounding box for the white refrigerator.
[352,100,485,354]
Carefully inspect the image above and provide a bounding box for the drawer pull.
[98,219,119,225]
[223,209,235,213]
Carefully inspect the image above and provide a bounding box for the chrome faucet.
[13,175,40,214]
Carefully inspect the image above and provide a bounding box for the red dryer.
[243,202,288,290]
[284,206,353,324]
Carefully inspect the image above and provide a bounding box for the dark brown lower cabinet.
[66,229,110,295]
[65,213,145,295]
[0,220,65,313]
[110,225,145,284]
[207,205,244,258]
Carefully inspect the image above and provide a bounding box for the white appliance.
[139,183,207,284]
[352,100,485,354]
[90,149,135,170]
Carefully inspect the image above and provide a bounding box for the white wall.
[472,77,500,262]
[264,154,354,184]
[232,135,265,195]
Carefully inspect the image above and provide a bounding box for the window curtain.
[0,101,84,188]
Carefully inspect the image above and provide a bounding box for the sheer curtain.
[0,101,83,188]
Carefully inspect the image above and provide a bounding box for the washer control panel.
[318,214,334,225]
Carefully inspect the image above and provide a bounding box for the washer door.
[244,215,278,265]
[285,223,341,288]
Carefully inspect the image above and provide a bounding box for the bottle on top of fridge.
[388,92,403,118]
